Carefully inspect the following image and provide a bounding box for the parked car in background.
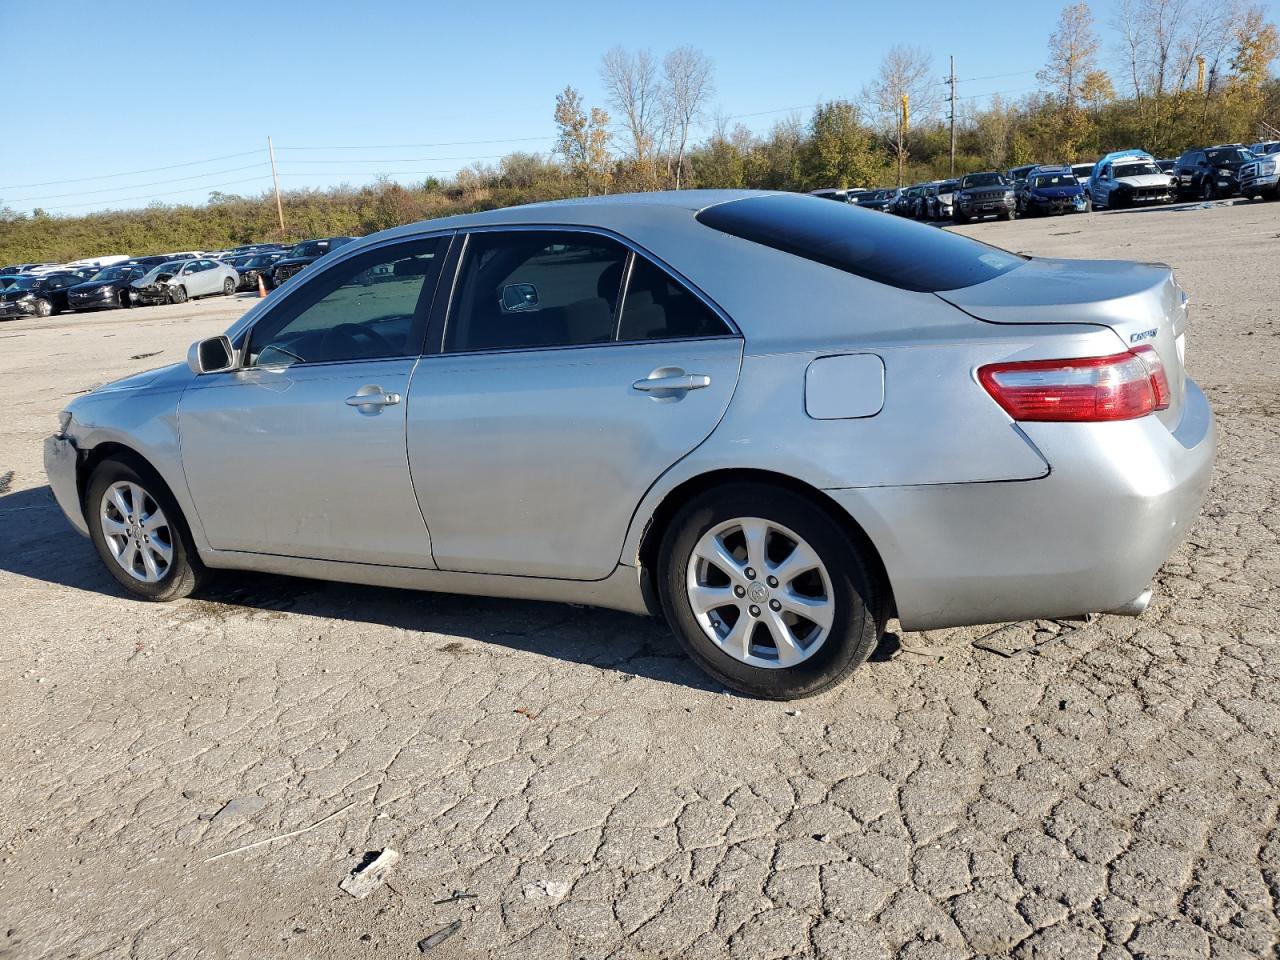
[64,255,130,271]
[953,171,1016,222]
[1239,151,1280,200]
[1248,140,1280,157]
[67,263,151,312]
[854,189,894,212]
[1071,162,1096,182]
[1173,144,1253,199]
[122,255,178,270]
[0,272,80,318]
[0,274,24,289]
[268,237,356,288]
[1018,166,1089,215]
[1156,158,1177,174]
[1007,164,1037,191]
[234,251,286,291]
[130,258,239,305]
[927,180,958,220]
[44,191,1214,699]
[1088,152,1176,209]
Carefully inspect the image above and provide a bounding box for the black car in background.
[854,188,894,212]
[1173,144,1255,199]
[268,237,356,288]
[67,263,151,312]
[123,255,178,270]
[953,171,1017,222]
[235,251,285,291]
[0,272,80,319]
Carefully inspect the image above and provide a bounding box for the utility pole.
[268,136,285,235]
[899,94,910,186]
[948,56,957,178]
[1196,55,1206,94]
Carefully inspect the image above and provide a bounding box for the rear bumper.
[829,379,1215,630]
[44,435,89,537]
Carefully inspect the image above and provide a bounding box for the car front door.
[406,229,743,580]
[178,235,450,566]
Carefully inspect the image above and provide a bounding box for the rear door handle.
[632,373,712,393]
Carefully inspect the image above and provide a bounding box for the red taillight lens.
[978,349,1170,422]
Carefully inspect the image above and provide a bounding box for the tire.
[1082,194,1093,213]
[118,289,131,309]
[33,298,52,318]
[998,208,1014,221]
[1201,179,1216,201]
[85,454,207,602]
[222,277,235,296]
[657,482,887,699]
[169,285,188,304]
[953,212,969,224]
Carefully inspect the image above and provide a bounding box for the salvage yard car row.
[825,139,1280,225]
[0,236,359,318]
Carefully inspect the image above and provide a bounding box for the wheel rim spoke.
[769,540,821,587]
[739,519,769,574]
[688,583,734,616]
[762,609,805,667]
[778,591,835,632]
[719,613,752,660]
[694,536,745,582]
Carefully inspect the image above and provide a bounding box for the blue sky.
[2,0,1273,214]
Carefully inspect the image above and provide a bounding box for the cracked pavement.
[1,202,1277,959]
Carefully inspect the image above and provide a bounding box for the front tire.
[86,455,207,601]
[169,285,188,304]
[33,298,52,318]
[657,483,886,699]
[1201,179,1216,201]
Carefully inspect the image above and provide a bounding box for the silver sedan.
[44,191,1214,698]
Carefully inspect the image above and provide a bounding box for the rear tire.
[85,454,207,602]
[657,483,886,700]
[222,277,235,296]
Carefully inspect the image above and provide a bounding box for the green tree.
[801,101,879,189]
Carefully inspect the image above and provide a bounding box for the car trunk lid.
[936,257,1189,429]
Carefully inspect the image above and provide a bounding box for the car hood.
[1114,173,1172,188]
[1029,185,1083,198]
[132,272,175,288]
[71,280,121,294]
[93,361,192,395]
[0,288,37,301]
[272,256,317,268]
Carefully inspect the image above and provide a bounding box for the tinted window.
[960,173,1006,188]
[618,256,731,341]
[696,194,1025,293]
[247,238,445,367]
[444,231,628,353]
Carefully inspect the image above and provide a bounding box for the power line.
[942,68,1039,85]
[0,149,264,191]
[278,135,555,151]
[9,163,271,204]
[43,176,274,212]
[280,154,514,165]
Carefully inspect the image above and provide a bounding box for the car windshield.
[696,193,1025,293]
[961,173,1006,188]
[243,254,275,267]
[1115,161,1160,177]
[287,241,328,258]
[937,181,957,192]
[1033,174,1074,187]
[90,266,134,282]
[1206,147,1252,163]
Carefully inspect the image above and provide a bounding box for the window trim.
[428,223,741,358]
[240,232,455,371]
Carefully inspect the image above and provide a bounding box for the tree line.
[2,0,1277,264]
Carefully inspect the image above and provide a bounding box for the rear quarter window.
[696,193,1025,293]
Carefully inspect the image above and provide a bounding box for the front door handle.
[345,389,401,408]
[632,373,712,393]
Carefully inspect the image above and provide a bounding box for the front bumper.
[958,197,1015,215]
[68,292,118,311]
[130,287,168,304]
[830,379,1216,630]
[1241,172,1279,194]
[44,435,89,537]
[0,301,36,319]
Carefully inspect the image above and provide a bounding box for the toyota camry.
[44,191,1215,699]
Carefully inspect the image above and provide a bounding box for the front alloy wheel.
[100,481,173,583]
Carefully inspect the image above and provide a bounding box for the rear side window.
[696,194,1024,293]
[618,255,731,341]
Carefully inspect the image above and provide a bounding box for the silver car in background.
[129,257,239,305]
[45,191,1214,699]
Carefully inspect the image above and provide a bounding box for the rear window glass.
[696,194,1025,293]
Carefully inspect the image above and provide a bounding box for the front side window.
[444,231,628,353]
[247,237,446,367]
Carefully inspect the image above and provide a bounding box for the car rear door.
[406,228,743,580]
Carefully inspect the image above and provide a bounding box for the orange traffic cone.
[257,274,268,298]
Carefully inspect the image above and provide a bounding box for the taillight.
[978,349,1171,422]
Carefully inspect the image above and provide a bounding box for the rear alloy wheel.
[658,483,885,699]
[222,277,235,296]
[86,455,206,601]
[169,285,188,304]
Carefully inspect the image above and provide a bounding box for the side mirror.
[187,335,236,374]
[501,282,539,313]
